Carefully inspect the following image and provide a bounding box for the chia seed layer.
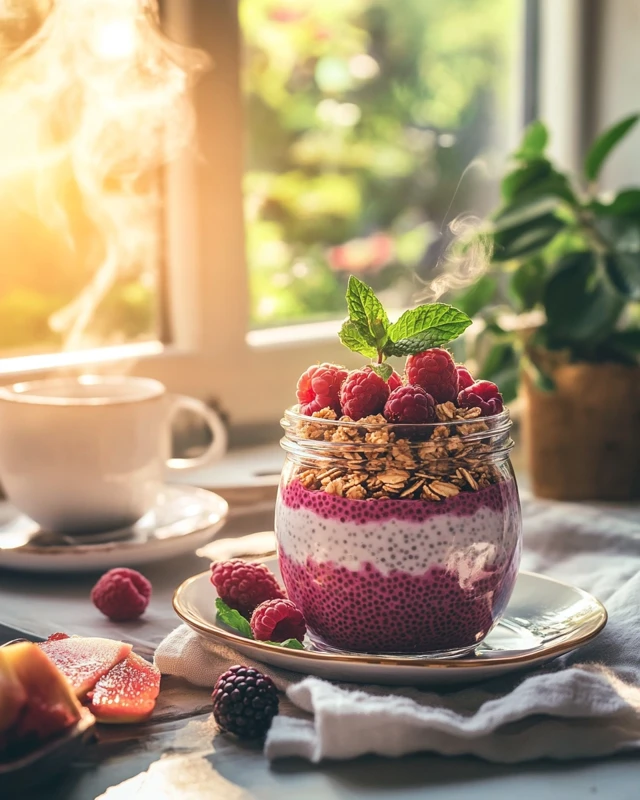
[276,480,520,575]
[279,550,519,654]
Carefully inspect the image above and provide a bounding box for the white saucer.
[0,485,228,573]
[173,558,607,686]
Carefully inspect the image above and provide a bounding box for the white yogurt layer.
[275,502,519,577]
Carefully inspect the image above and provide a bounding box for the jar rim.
[280,405,514,460]
[282,404,511,431]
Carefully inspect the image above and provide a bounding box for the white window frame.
[0,0,586,431]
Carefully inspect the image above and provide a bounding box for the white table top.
[1,487,639,799]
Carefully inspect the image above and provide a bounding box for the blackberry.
[212,665,279,739]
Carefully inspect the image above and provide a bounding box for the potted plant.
[464,114,640,500]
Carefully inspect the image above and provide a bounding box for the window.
[241,0,523,330]
[0,0,170,367]
[2,0,582,430]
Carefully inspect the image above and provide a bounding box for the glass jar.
[276,405,522,657]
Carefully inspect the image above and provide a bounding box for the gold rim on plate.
[172,570,607,670]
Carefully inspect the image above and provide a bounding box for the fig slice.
[86,652,161,724]
[39,637,132,699]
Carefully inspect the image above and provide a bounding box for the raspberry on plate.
[212,665,279,739]
[91,568,151,621]
[455,364,475,392]
[250,598,307,642]
[340,366,390,421]
[210,560,285,617]
[405,348,458,403]
[296,362,348,416]
[383,385,436,424]
[458,380,504,417]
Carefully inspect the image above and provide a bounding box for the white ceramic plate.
[0,485,228,573]
[173,558,607,686]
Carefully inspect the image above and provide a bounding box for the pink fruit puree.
[275,480,521,654]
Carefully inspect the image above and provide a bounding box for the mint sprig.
[339,275,472,367]
[215,598,305,650]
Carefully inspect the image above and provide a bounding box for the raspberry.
[296,362,348,416]
[455,365,475,392]
[212,665,279,739]
[46,632,70,641]
[250,598,307,642]
[405,348,458,403]
[339,366,390,421]
[383,385,436,424]
[210,560,285,617]
[458,380,504,417]
[91,568,151,621]
[387,370,403,392]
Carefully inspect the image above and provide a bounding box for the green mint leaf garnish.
[385,304,472,357]
[370,362,393,381]
[346,276,390,350]
[338,320,378,359]
[215,598,253,638]
[266,638,305,650]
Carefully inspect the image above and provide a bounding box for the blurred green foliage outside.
[243,0,520,327]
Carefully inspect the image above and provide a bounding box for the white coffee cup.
[0,375,227,533]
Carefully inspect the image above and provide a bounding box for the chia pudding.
[276,476,521,654]
[277,405,522,656]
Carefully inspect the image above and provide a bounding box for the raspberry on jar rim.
[405,348,458,404]
[458,380,504,417]
[339,366,390,421]
[296,362,348,417]
[383,385,437,424]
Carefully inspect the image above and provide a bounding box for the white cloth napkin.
[155,494,640,763]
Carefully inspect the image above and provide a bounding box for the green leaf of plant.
[522,356,556,392]
[338,319,378,359]
[591,189,640,217]
[479,341,518,382]
[453,275,497,317]
[385,304,471,356]
[584,114,640,182]
[370,362,393,381]
[543,252,624,344]
[265,638,305,650]
[345,276,389,348]
[509,258,545,310]
[501,159,576,205]
[491,196,561,233]
[215,598,253,638]
[605,253,640,300]
[514,120,548,161]
[492,216,566,261]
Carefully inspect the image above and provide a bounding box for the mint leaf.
[338,319,378,359]
[346,276,389,349]
[385,304,471,356]
[215,598,253,638]
[266,638,305,650]
[370,362,393,381]
[585,114,639,182]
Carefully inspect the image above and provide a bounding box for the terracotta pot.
[522,363,640,501]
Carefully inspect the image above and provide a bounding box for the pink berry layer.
[279,550,519,654]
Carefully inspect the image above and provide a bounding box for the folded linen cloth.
[155,494,640,763]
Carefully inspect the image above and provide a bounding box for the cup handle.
[165,394,228,472]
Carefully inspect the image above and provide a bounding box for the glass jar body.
[275,408,522,656]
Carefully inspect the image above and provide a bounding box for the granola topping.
[287,406,508,501]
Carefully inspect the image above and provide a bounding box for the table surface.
[1,457,639,800]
